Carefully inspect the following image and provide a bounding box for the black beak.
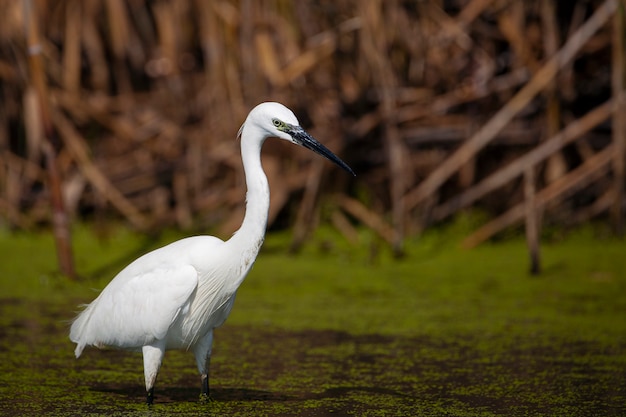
[290,127,355,176]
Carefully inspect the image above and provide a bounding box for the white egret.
[69,102,354,405]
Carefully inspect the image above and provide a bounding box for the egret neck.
[226,123,269,276]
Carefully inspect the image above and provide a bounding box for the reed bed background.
[0,0,624,275]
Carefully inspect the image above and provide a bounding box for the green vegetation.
[0,223,624,416]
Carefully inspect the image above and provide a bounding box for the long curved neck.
[227,126,269,251]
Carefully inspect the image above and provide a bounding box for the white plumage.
[69,102,354,404]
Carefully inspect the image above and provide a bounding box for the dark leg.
[146,387,154,405]
[200,374,210,402]
[195,331,214,403]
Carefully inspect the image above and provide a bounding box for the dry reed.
[0,0,623,268]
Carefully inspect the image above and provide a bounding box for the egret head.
[240,102,355,176]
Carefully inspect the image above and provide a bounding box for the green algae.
[0,223,625,415]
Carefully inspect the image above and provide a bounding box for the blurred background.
[0,0,624,275]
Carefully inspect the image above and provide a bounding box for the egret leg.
[146,387,155,405]
[194,330,214,402]
[200,367,210,402]
[143,343,165,405]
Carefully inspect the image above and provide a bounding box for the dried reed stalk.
[432,97,620,222]
[404,0,619,211]
[23,0,76,279]
[463,144,616,248]
[611,0,626,235]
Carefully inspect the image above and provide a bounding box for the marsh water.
[1,226,625,415]
[2,301,624,416]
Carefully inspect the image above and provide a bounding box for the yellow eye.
[272,119,282,128]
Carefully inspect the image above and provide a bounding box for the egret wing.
[70,263,198,354]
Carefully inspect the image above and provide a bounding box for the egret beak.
[289,126,355,176]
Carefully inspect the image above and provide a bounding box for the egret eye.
[272,119,282,128]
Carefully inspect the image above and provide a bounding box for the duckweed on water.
[0,224,624,416]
